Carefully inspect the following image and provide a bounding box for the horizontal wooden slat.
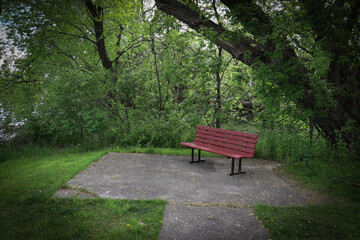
[181,142,196,148]
[194,138,255,155]
[196,130,257,148]
[184,142,254,159]
[196,130,257,145]
[197,128,258,144]
[198,125,258,139]
[195,133,256,149]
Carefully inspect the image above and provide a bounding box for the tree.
[0,0,153,135]
[2,0,234,147]
[155,0,360,153]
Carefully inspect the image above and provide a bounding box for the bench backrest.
[194,125,258,157]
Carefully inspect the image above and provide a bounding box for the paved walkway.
[55,153,319,239]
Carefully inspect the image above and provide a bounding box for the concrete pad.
[159,203,269,240]
[64,153,314,206]
[55,152,320,240]
[54,188,95,199]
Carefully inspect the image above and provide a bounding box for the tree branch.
[0,76,37,94]
[56,31,97,44]
[84,0,113,71]
[155,0,265,65]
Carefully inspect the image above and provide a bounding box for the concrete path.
[159,203,269,240]
[55,153,318,239]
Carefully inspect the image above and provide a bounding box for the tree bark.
[215,47,222,128]
[149,25,163,116]
[84,0,113,72]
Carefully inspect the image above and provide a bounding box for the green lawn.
[1,146,359,239]
[0,147,166,240]
[254,204,360,240]
[254,158,360,240]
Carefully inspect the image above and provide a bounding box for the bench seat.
[180,142,253,159]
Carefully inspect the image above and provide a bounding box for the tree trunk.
[84,0,113,72]
[150,26,163,117]
[215,47,222,128]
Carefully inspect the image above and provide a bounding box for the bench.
[180,125,258,176]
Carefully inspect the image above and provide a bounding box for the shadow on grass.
[0,198,166,240]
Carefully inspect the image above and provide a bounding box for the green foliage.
[225,123,312,162]
[225,0,360,150]
[250,124,360,204]
[1,0,359,156]
[0,0,258,150]
[254,126,351,165]
[113,109,193,148]
[256,128,312,162]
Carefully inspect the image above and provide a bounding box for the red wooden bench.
[181,125,258,176]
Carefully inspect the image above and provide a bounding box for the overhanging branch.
[155,0,265,65]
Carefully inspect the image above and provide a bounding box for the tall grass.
[256,129,359,201]
[223,123,360,202]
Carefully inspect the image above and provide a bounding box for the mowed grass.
[1,198,166,240]
[0,147,166,240]
[0,148,108,206]
[254,204,360,240]
[1,145,359,239]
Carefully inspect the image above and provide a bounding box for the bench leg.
[229,158,246,176]
[239,158,246,174]
[191,148,194,162]
[190,148,205,163]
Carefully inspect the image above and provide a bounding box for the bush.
[225,123,349,165]
[114,110,194,148]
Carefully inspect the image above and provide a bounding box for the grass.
[253,142,360,240]
[1,142,359,239]
[0,146,166,239]
[254,204,360,240]
[0,147,108,206]
[284,158,360,202]
[1,198,166,240]
[222,124,360,239]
